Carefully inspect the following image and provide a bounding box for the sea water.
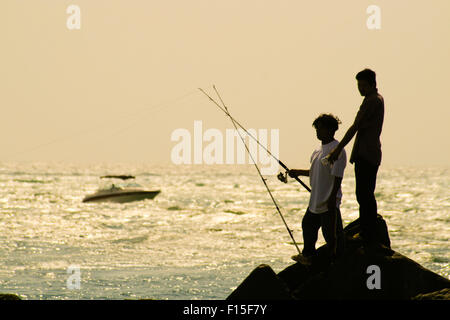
[0,162,448,299]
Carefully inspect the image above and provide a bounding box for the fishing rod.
[198,87,311,193]
[201,86,302,256]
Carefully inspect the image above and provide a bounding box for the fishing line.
[92,89,199,145]
[198,87,311,193]
[5,89,198,159]
[201,86,302,256]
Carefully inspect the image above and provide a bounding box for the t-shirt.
[350,90,384,166]
[308,140,347,214]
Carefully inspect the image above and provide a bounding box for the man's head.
[356,68,377,96]
[312,114,341,144]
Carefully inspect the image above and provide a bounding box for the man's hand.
[288,169,298,178]
[328,147,340,164]
[287,169,309,178]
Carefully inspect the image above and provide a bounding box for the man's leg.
[355,159,379,243]
[321,208,345,257]
[301,208,322,256]
[336,208,345,255]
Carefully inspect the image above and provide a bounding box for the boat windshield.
[97,182,143,192]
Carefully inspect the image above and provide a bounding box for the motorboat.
[83,175,160,203]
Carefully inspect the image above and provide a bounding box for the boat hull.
[83,190,160,203]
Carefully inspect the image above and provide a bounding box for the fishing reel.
[277,171,288,184]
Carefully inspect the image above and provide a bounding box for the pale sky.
[2,0,450,167]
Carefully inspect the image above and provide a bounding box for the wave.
[111,235,149,244]
[14,179,49,184]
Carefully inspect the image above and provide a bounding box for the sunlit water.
[0,162,448,299]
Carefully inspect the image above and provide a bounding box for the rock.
[277,260,315,293]
[344,215,391,248]
[228,215,450,300]
[0,293,22,300]
[412,288,450,300]
[226,264,292,300]
[291,249,450,300]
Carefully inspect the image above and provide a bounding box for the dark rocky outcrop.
[412,288,450,300]
[227,264,292,300]
[227,215,450,300]
[0,293,22,300]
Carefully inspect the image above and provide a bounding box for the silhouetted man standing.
[328,69,384,246]
[288,114,347,264]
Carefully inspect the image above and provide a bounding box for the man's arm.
[328,99,372,162]
[288,169,309,177]
[328,125,358,162]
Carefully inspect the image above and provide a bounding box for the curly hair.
[312,113,341,132]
